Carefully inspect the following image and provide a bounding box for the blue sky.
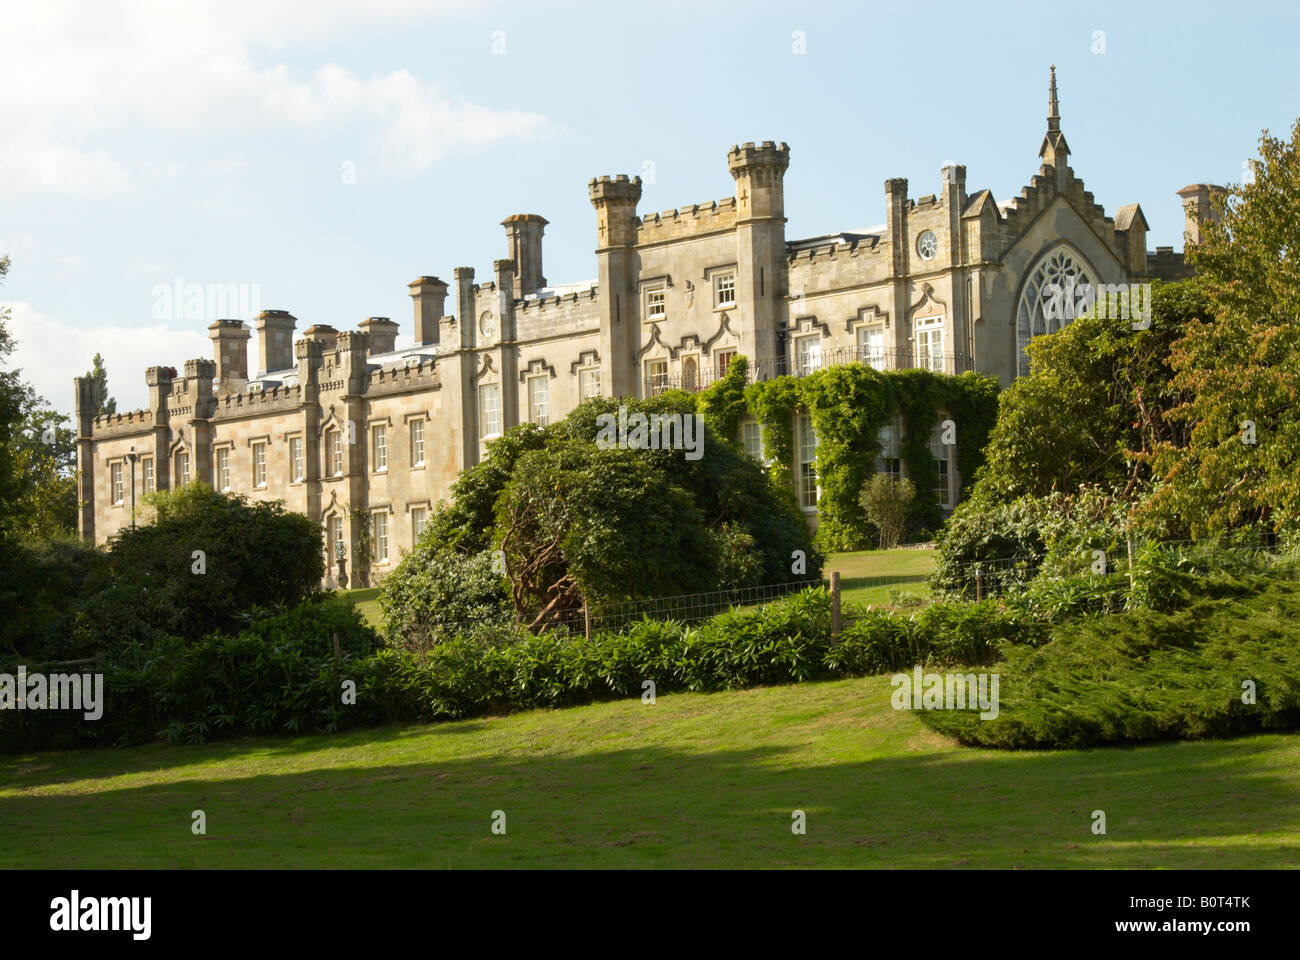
[2,0,1296,416]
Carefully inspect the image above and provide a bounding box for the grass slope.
[2,675,1296,869]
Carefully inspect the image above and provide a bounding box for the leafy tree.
[378,545,512,652]
[859,473,914,549]
[83,352,116,417]
[383,391,820,636]
[970,280,1209,510]
[1143,119,1300,536]
[496,440,714,628]
[107,483,324,640]
[0,255,77,539]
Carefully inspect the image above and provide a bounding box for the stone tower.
[588,174,643,397]
[728,141,790,373]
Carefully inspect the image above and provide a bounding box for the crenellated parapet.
[90,408,155,439]
[212,382,304,420]
[365,356,441,398]
[636,198,738,245]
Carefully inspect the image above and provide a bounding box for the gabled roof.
[961,189,999,220]
[1114,203,1148,231]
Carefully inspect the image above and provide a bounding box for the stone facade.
[75,68,1219,579]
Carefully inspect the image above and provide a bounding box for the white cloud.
[0,0,554,196]
[2,301,210,415]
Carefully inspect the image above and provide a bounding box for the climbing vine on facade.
[737,363,998,552]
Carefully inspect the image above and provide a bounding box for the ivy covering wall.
[698,362,999,552]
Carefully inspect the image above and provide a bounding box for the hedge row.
[1,589,1037,753]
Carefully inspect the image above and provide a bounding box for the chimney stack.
[1176,183,1227,246]
[254,310,297,375]
[501,214,548,297]
[359,317,399,355]
[408,276,449,346]
[208,319,251,387]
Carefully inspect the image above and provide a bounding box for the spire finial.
[1048,64,1060,130]
[1039,65,1069,163]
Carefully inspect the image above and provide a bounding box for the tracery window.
[1016,247,1097,377]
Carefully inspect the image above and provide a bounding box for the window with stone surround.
[644,358,668,397]
[715,349,737,380]
[1016,246,1098,378]
[931,426,952,508]
[216,448,231,491]
[857,324,885,370]
[795,334,821,377]
[110,461,124,505]
[372,424,387,472]
[327,428,343,477]
[412,506,427,542]
[914,316,945,373]
[714,272,736,307]
[877,422,901,479]
[329,515,344,565]
[252,441,267,488]
[742,419,763,462]
[410,419,425,467]
[579,367,600,401]
[479,383,501,438]
[290,437,304,482]
[798,411,819,508]
[371,511,389,564]
[528,375,550,426]
[645,285,666,322]
[175,451,191,487]
[142,457,154,495]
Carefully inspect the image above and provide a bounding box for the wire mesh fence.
[379,533,1295,644]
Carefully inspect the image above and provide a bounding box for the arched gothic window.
[1016,247,1097,377]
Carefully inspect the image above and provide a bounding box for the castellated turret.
[728,141,790,221]
[588,175,642,248]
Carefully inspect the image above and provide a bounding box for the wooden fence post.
[975,567,985,602]
[583,602,592,642]
[831,571,841,640]
[332,632,341,659]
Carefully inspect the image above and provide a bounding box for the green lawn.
[342,587,381,630]
[826,546,935,608]
[2,675,1296,869]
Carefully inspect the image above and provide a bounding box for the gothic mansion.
[75,69,1214,576]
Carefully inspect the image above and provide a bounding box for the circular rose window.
[917,230,938,261]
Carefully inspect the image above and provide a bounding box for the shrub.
[379,546,513,652]
[920,575,1300,748]
[0,534,111,662]
[107,484,324,640]
[859,473,914,549]
[0,594,382,752]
